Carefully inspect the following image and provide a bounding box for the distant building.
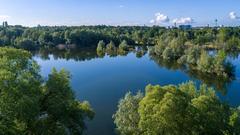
[179,25,192,30]
[2,21,8,27]
[215,19,218,27]
[174,22,177,28]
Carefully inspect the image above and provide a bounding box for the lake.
[33,47,240,135]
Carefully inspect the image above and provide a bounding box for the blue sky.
[0,0,240,26]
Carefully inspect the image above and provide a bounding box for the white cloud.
[119,5,124,8]
[149,19,155,23]
[150,13,169,24]
[229,12,240,19]
[0,15,10,21]
[172,17,194,24]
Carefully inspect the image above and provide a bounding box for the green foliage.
[196,50,234,77]
[197,50,213,73]
[0,26,239,55]
[0,47,94,135]
[150,53,232,92]
[119,40,129,51]
[96,40,106,57]
[97,40,106,52]
[14,37,37,50]
[178,46,201,65]
[156,38,185,60]
[106,41,117,56]
[0,47,41,134]
[106,41,116,51]
[113,92,143,135]
[152,33,234,78]
[225,36,240,51]
[228,109,240,134]
[135,46,147,58]
[38,68,94,135]
[217,28,230,43]
[114,82,240,135]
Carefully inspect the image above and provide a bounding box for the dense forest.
[1,25,240,51]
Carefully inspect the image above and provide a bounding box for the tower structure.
[214,19,218,27]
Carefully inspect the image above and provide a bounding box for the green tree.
[153,37,166,56]
[162,47,173,60]
[113,92,143,135]
[119,40,129,51]
[106,41,117,56]
[14,37,37,50]
[217,28,230,44]
[178,46,201,65]
[226,36,240,51]
[106,41,116,51]
[97,40,106,52]
[197,50,213,73]
[37,68,95,135]
[138,84,193,135]
[39,32,52,45]
[213,50,227,75]
[196,50,234,77]
[228,109,240,134]
[0,47,42,134]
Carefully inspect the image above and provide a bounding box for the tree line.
[0,25,240,51]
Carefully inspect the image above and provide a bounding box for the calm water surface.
[33,48,240,135]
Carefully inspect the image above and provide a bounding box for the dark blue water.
[33,49,240,135]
